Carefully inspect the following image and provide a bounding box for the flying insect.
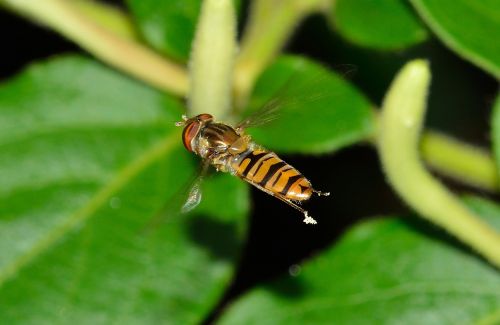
[175,111,329,224]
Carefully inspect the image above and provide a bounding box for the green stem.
[1,0,188,96]
[187,0,237,119]
[379,59,500,267]
[234,0,331,109]
[370,113,498,193]
[421,131,498,191]
[72,0,137,39]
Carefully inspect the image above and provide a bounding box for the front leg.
[208,152,230,173]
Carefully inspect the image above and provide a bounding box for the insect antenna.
[175,114,189,127]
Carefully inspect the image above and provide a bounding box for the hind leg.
[273,195,317,224]
[242,179,317,224]
[312,189,330,197]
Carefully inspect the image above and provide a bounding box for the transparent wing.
[235,97,282,130]
[181,176,203,213]
[180,159,210,213]
[177,158,211,214]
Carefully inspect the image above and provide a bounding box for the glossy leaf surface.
[411,0,500,78]
[243,55,375,154]
[332,0,427,50]
[219,196,500,325]
[125,0,240,62]
[0,56,249,324]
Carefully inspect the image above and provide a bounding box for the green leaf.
[125,0,240,62]
[243,55,375,154]
[330,0,428,50]
[410,0,500,79]
[218,196,500,325]
[0,56,249,324]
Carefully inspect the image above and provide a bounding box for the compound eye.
[197,113,213,122]
[182,121,201,152]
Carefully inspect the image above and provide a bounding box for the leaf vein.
[0,131,179,287]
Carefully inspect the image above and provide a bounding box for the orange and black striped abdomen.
[232,149,313,201]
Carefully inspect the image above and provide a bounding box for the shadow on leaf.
[266,276,308,300]
[401,214,499,271]
[186,215,240,262]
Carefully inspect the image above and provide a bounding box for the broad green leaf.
[219,196,500,325]
[243,55,375,154]
[491,95,500,174]
[0,56,249,324]
[125,0,240,62]
[331,0,428,50]
[411,0,500,79]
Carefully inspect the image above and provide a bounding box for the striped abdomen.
[232,149,313,201]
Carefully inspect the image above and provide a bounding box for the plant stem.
[72,0,137,39]
[187,0,236,119]
[1,0,188,96]
[421,131,498,191]
[234,0,331,109]
[370,114,498,193]
[379,60,500,267]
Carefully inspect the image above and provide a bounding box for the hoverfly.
[175,105,329,224]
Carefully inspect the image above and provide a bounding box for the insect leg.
[312,189,330,197]
[273,194,318,225]
[242,179,317,224]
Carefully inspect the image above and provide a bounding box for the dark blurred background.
[0,1,497,322]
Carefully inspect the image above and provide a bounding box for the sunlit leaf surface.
[332,0,428,50]
[125,0,240,62]
[411,0,500,78]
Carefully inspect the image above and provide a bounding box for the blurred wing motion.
[236,68,336,131]
[236,97,282,130]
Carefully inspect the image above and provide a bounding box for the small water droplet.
[288,264,301,277]
[109,197,121,209]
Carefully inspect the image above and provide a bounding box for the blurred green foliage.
[411,0,500,78]
[0,0,499,324]
[125,0,241,62]
[220,197,500,325]
[332,0,428,49]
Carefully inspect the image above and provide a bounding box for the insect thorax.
[194,122,252,173]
